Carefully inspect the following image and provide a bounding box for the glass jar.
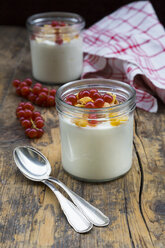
[26,12,85,84]
[56,79,136,182]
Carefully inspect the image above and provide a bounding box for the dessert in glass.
[26,12,85,84]
[56,79,136,182]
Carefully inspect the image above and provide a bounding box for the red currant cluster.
[16,102,44,138]
[65,88,114,108]
[12,78,56,107]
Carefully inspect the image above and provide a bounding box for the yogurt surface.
[59,114,134,181]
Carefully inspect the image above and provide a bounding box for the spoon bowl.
[14,146,51,181]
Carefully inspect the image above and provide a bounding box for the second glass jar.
[26,12,85,84]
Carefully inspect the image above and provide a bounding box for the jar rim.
[26,11,85,33]
[56,78,136,117]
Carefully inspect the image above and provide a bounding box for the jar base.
[32,74,81,85]
[63,167,132,183]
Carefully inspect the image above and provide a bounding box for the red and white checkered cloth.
[82,1,165,112]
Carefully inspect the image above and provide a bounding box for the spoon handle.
[43,180,93,233]
[48,177,109,226]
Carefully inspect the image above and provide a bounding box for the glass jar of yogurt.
[56,79,136,182]
[26,12,85,84]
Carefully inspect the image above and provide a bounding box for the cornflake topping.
[64,88,128,127]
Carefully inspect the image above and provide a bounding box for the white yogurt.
[59,115,134,181]
[30,36,83,83]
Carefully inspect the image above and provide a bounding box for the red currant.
[50,89,56,96]
[34,116,43,122]
[32,111,41,120]
[21,119,32,129]
[19,117,25,122]
[92,92,102,101]
[28,93,37,103]
[17,110,25,118]
[24,109,33,118]
[42,88,49,94]
[47,95,55,106]
[35,97,43,106]
[51,21,59,27]
[88,114,98,125]
[16,106,23,113]
[37,128,44,138]
[23,102,34,111]
[28,128,38,138]
[19,102,25,108]
[103,94,113,104]
[32,86,42,95]
[25,128,31,136]
[16,87,22,96]
[39,92,47,101]
[35,119,44,128]
[21,86,30,97]
[20,81,27,88]
[34,83,42,88]
[12,79,20,88]
[89,88,98,97]
[66,94,77,105]
[25,78,32,86]
[81,90,90,98]
[59,22,66,27]
[94,98,105,108]
[85,101,95,108]
[78,90,83,99]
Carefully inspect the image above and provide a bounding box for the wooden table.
[0,26,165,248]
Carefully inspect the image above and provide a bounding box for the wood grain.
[0,26,164,248]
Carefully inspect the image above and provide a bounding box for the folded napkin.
[82,1,165,112]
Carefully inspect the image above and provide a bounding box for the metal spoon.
[13,146,93,233]
[13,146,109,227]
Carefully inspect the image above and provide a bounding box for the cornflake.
[78,97,94,105]
[73,118,88,127]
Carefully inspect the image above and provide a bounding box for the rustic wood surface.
[0,26,164,248]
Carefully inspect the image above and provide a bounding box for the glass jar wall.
[56,79,136,182]
[26,12,85,84]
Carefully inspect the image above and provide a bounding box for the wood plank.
[0,26,164,248]
[0,26,29,106]
[134,105,165,248]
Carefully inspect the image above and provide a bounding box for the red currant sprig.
[16,102,44,139]
[12,78,56,107]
